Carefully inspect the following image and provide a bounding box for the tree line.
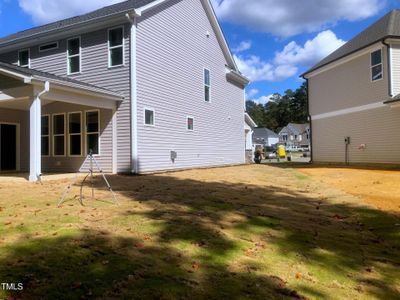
[246,82,308,132]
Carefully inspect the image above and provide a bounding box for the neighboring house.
[244,113,257,163]
[0,0,249,181]
[278,123,310,148]
[252,128,279,148]
[303,10,400,164]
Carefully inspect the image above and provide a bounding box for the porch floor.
[0,172,85,182]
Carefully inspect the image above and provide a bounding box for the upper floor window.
[371,49,383,81]
[18,49,30,68]
[67,37,81,75]
[39,42,59,52]
[108,27,124,67]
[204,68,211,102]
[144,108,155,126]
[187,117,194,131]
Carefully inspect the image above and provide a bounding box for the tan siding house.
[303,10,400,165]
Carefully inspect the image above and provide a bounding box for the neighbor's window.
[108,27,124,67]
[53,114,65,156]
[144,108,155,126]
[18,49,30,68]
[371,49,383,81]
[86,110,100,155]
[68,112,82,156]
[204,68,211,102]
[67,37,81,74]
[41,115,50,156]
[187,117,194,131]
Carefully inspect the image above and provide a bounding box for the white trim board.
[311,101,386,120]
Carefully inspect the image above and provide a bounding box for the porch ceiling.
[0,61,124,110]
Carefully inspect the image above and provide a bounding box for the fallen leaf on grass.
[191,262,200,271]
[71,281,82,289]
[4,221,12,225]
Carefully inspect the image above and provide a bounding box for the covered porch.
[0,62,123,182]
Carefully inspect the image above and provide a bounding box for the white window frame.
[39,41,59,52]
[68,111,83,157]
[52,113,66,157]
[204,68,211,102]
[18,49,30,68]
[41,114,50,157]
[187,116,194,131]
[85,109,101,156]
[67,37,81,75]
[108,26,125,68]
[144,107,155,127]
[370,49,383,82]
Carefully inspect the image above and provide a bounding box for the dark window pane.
[69,113,81,134]
[110,48,123,66]
[70,135,81,156]
[87,134,99,155]
[371,50,381,66]
[109,28,123,47]
[54,136,65,156]
[19,50,29,67]
[69,56,80,73]
[68,38,80,56]
[41,137,49,156]
[372,64,383,81]
[41,116,49,135]
[53,115,65,134]
[145,110,154,125]
[187,118,194,130]
[204,86,210,102]
[39,42,58,51]
[86,111,99,133]
[204,69,210,85]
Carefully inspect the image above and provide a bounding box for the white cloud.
[236,30,346,82]
[253,94,274,105]
[246,88,259,99]
[274,30,346,67]
[232,40,252,53]
[18,0,124,24]
[212,0,384,37]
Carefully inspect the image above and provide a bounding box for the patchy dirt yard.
[0,165,399,299]
[297,166,400,213]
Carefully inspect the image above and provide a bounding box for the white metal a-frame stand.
[58,150,118,207]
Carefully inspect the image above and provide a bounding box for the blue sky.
[0,0,399,103]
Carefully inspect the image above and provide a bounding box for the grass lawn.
[0,165,399,299]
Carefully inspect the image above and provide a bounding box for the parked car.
[286,146,303,152]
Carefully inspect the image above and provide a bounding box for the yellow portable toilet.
[277,145,286,158]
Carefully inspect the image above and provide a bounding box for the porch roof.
[0,61,124,102]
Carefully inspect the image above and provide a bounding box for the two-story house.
[303,10,400,165]
[0,0,249,181]
[278,123,310,149]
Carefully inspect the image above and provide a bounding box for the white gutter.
[126,12,139,174]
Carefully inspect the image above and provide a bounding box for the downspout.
[304,78,313,164]
[382,39,393,97]
[126,11,140,174]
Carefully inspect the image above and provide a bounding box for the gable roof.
[0,61,123,99]
[0,0,156,47]
[0,0,244,78]
[279,123,309,135]
[253,128,279,139]
[303,10,400,77]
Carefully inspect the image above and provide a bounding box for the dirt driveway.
[297,166,400,213]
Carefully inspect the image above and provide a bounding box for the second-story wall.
[0,24,132,172]
[308,44,388,116]
[136,0,245,172]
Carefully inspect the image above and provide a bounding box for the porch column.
[29,95,41,182]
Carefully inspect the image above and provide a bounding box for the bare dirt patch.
[297,167,400,213]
